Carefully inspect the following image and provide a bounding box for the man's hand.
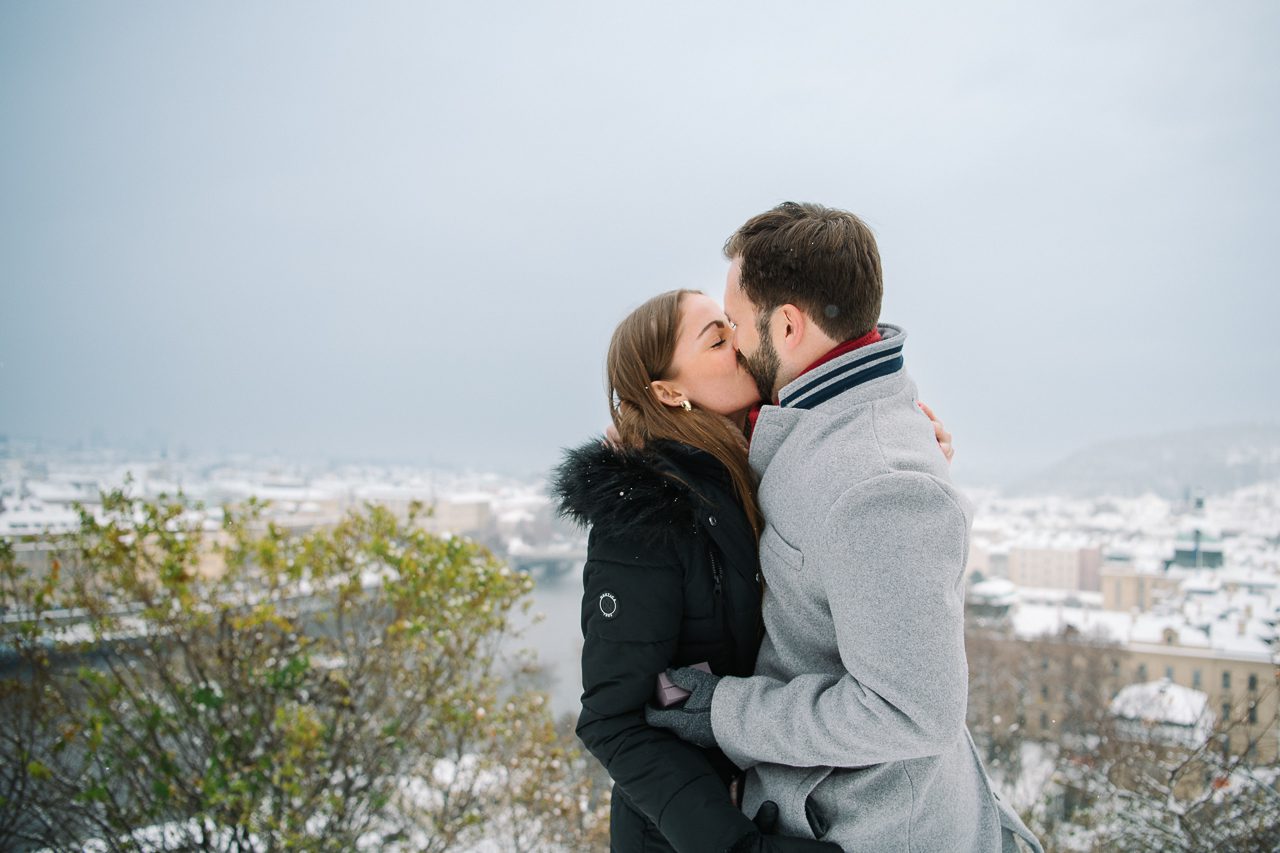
[728,801,844,852]
[644,665,720,749]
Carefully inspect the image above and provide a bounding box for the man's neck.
[773,338,837,398]
[798,327,882,379]
[772,326,883,399]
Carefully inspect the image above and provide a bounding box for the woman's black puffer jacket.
[552,438,765,853]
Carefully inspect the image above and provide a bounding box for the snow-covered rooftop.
[0,499,82,535]
[1110,678,1211,727]
[1108,678,1215,747]
[1010,598,1275,662]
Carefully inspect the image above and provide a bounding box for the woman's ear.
[648,379,687,409]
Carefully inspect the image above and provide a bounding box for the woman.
[552,290,949,852]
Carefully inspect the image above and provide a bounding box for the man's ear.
[774,304,808,354]
[648,379,686,409]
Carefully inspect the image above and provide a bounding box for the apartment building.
[1006,597,1278,763]
[1008,542,1103,592]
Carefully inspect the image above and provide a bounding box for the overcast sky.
[2,1,1277,482]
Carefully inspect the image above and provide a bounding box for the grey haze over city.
[2,2,1278,485]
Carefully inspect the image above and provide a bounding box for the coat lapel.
[748,405,803,478]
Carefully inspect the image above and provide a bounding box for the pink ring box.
[653,661,712,708]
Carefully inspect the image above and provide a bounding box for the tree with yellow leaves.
[1,489,608,851]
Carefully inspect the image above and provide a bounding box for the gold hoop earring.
[680,400,692,412]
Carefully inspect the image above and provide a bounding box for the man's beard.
[741,320,781,404]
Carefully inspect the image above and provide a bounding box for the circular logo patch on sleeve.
[598,591,618,618]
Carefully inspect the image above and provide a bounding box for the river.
[510,567,587,719]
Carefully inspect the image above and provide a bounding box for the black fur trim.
[550,440,701,542]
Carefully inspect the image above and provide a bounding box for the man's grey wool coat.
[709,325,1042,853]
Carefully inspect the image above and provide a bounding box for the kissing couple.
[554,202,1042,853]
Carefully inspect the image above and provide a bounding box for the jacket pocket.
[760,525,804,572]
[777,766,831,840]
[804,794,830,840]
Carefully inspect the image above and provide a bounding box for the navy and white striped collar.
[777,324,906,410]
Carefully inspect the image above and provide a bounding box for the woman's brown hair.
[606,289,763,537]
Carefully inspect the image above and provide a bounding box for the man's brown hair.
[724,201,883,341]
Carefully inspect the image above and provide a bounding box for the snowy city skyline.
[4,431,1278,846]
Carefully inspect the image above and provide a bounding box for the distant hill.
[1007,424,1280,498]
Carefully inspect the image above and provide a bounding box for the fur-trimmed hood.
[550,439,713,542]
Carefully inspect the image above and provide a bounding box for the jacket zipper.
[709,545,723,597]
[708,542,738,674]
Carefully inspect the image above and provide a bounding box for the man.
[647,202,1041,852]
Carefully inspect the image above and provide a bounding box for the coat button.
[708,516,717,526]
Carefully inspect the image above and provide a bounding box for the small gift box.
[653,661,711,708]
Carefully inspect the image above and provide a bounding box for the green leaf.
[268,654,310,690]
[81,783,110,803]
[194,685,224,709]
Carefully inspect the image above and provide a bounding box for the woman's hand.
[917,401,954,464]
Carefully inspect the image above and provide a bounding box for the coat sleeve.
[709,471,971,770]
[577,530,757,852]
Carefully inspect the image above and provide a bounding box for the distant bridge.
[506,546,587,581]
